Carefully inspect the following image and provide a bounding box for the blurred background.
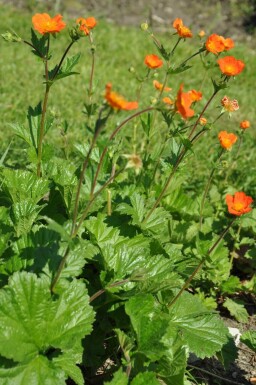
[0,0,256,43]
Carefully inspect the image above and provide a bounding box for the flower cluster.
[105,83,138,111]
[76,17,97,35]
[173,18,192,38]
[221,96,239,112]
[226,192,253,216]
[205,33,234,55]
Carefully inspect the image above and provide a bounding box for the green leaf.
[2,169,49,204]
[30,28,48,58]
[125,294,169,360]
[0,271,95,380]
[10,122,33,146]
[104,368,128,384]
[218,336,238,370]
[159,327,187,385]
[223,298,249,323]
[131,372,160,384]
[0,355,66,385]
[220,276,241,294]
[11,199,45,236]
[168,291,229,358]
[167,64,192,75]
[240,330,256,352]
[51,53,81,82]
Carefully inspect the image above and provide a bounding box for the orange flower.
[221,96,239,112]
[76,16,97,35]
[188,89,202,102]
[199,117,207,125]
[205,34,234,54]
[224,37,235,51]
[144,54,163,69]
[218,131,238,150]
[240,120,250,130]
[217,56,245,76]
[162,97,174,105]
[173,18,193,38]
[175,84,195,119]
[153,80,171,92]
[226,192,253,216]
[105,83,138,111]
[32,13,66,34]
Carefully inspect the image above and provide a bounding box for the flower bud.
[141,22,149,31]
[1,31,22,43]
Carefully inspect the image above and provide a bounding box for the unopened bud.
[1,31,22,43]
[69,27,82,42]
[129,66,135,73]
[141,22,149,31]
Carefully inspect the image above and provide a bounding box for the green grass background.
[0,3,255,196]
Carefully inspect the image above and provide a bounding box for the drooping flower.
[173,18,193,38]
[105,83,138,111]
[123,153,143,174]
[221,96,239,112]
[218,130,238,150]
[217,56,245,76]
[144,54,163,69]
[76,16,97,35]
[32,13,66,34]
[226,192,253,216]
[175,84,195,119]
[240,120,250,130]
[205,34,234,55]
[153,80,171,92]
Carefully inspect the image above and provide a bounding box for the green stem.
[179,47,206,67]
[144,89,219,221]
[90,106,155,197]
[23,39,42,57]
[168,218,236,307]
[73,166,124,238]
[188,89,219,140]
[71,107,110,234]
[88,33,95,103]
[89,278,130,303]
[199,149,224,229]
[50,246,70,293]
[51,40,75,81]
[37,35,50,177]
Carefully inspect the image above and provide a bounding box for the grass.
[0,3,256,197]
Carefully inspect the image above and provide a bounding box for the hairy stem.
[90,106,155,197]
[37,35,50,177]
[51,40,75,81]
[199,149,224,229]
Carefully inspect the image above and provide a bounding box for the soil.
[1,1,255,383]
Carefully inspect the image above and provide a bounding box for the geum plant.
[0,11,254,385]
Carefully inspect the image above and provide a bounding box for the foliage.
[0,6,255,385]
